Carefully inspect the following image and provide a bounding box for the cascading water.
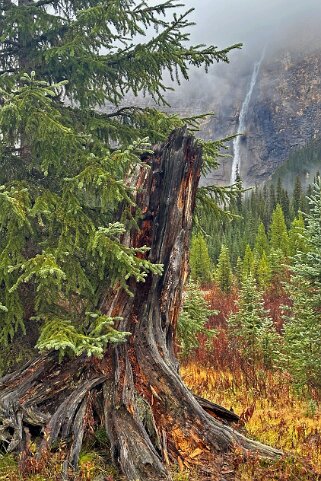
[230,51,265,184]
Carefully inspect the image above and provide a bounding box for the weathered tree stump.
[0,128,281,480]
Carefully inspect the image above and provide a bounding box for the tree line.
[182,175,321,395]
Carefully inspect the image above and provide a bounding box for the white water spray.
[230,51,265,184]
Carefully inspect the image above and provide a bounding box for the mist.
[183,0,321,51]
[157,0,321,113]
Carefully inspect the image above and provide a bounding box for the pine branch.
[102,106,145,119]
[0,1,241,349]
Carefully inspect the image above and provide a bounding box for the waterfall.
[230,52,265,184]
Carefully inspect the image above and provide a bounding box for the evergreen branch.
[102,106,145,119]
[0,68,18,74]
[0,0,241,355]
[132,0,184,15]
[196,184,240,222]
[33,0,60,7]
[36,313,131,359]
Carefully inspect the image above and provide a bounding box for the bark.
[0,128,282,480]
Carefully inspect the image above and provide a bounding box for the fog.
[183,0,321,51]
[155,0,321,109]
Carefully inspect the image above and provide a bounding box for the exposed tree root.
[0,350,281,480]
[0,128,282,480]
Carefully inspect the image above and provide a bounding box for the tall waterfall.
[230,52,265,184]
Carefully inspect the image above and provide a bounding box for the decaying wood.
[0,127,282,480]
[194,394,239,424]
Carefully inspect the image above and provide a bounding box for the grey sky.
[183,0,321,51]
[136,1,321,106]
[160,0,321,99]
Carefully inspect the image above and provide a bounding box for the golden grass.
[182,364,321,479]
[1,365,321,480]
[0,451,120,481]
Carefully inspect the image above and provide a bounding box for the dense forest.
[176,176,321,479]
[1,0,321,480]
[188,174,321,393]
[271,138,321,191]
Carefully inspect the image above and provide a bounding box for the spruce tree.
[270,203,289,256]
[282,180,321,393]
[292,175,303,215]
[254,221,269,257]
[306,183,313,206]
[288,213,307,258]
[269,184,277,218]
[282,278,321,393]
[268,247,285,281]
[245,211,259,247]
[177,281,216,358]
[242,244,254,281]
[215,243,233,293]
[280,189,291,226]
[0,0,239,348]
[257,251,271,289]
[0,3,282,475]
[228,275,279,369]
[235,256,243,286]
[190,233,212,284]
[261,184,271,228]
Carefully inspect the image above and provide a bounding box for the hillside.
[121,42,321,188]
[202,44,321,186]
[271,138,321,190]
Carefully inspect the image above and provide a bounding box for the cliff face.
[109,42,321,187]
[203,47,321,186]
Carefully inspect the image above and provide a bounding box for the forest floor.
[182,364,321,481]
[0,364,320,480]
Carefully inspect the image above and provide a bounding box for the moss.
[0,454,20,480]
[79,451,124,480]
[0,341,35,377]
[0,451,122,481]
[172,473,190,481]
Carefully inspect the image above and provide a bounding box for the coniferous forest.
[185,174,321,479]
[1,1,321,480]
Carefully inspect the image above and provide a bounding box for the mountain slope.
[271,137,321,191]
[205,46,321,186]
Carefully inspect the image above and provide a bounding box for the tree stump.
[0,128,281,480]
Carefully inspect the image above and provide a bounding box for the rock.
[204,46,321,186]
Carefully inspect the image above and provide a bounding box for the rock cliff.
[106,38,321,188]
[201,45,321,187]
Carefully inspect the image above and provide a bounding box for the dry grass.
[182,364,321,480]
[0,448,121,481]
[1,364,321,480]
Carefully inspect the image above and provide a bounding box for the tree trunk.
[0,128,281,480]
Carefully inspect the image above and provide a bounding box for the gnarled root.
[0,349,281,481]
[0,128,282,480]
